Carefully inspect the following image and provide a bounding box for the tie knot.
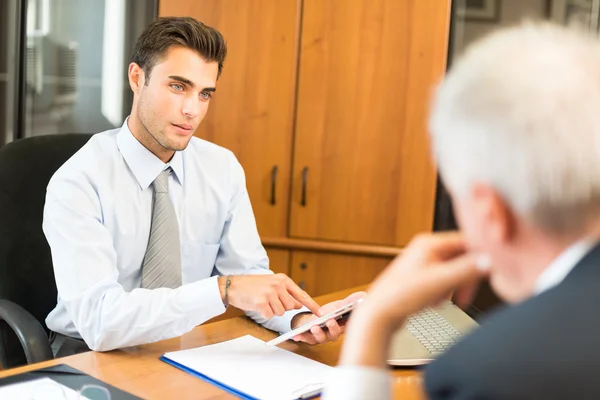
[152,169,171,193]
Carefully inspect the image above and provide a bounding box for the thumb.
[344,291,367,303]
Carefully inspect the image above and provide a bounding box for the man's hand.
[360,232,489,329]
[218,274,322,319]
[290,291,367,345]
[340,232,491,368]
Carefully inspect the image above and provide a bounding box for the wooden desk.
[0,288,424,399]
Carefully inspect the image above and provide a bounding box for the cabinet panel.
[266,247,291,276]
[159,0,300,238]
[290,251,391,297]
[290,0,451,246]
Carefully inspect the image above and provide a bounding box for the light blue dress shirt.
[43,120,301,351]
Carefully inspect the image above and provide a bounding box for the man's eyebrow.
[168,76,216,92]
[168,75,196,88]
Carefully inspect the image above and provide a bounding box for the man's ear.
[472,183,516,245]
[128,62,145,93]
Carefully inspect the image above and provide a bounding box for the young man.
[44,17,359,355]
[324,23,600,399]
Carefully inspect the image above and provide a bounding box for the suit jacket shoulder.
[424,244,600,400]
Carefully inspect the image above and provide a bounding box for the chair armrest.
[0,299,53,364]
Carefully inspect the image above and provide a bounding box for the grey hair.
[430,22,600,235]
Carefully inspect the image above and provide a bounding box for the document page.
[163,334,333,400]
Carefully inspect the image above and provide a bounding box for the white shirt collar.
[116,118,185,190]
[534,239,596,295]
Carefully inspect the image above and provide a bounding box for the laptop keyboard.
[406,307,463,355]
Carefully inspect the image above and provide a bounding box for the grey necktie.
[141,169,182,289]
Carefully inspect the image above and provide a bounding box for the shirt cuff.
[272,307,311,333]
[246,306,311,334]
[322,365,391,400]
[177,276,226,325]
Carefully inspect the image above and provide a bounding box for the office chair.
[0,134,93,369]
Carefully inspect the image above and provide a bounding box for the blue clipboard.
[160,355,322,400]
[160,355,259,400]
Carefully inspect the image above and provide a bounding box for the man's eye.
[201,91,213,100]
[171,84,184,91]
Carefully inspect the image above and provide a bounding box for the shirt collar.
[116,118,185,190]
[534,239,596,295]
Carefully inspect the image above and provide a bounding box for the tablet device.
[265,298,364,346]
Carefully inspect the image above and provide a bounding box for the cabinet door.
[290,251,391,297]
[290,0,451,246]
[159,0,300,238]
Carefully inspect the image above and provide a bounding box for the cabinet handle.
[270,165,278,205]
[300,262,307,270]
[301,167,309,207]
[299,281,306,290]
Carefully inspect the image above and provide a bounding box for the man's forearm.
[66,277,226,351]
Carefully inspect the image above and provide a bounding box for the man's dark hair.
[131,16,227,83]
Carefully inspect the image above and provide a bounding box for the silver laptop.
[387,301,478,366]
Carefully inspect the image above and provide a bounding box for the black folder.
[0,363,141,399]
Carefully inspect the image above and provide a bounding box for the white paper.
[0,377,90,400]
[163,334,332,400]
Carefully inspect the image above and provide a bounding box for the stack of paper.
[161,334,333,400]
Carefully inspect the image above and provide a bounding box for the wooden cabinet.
[290,251,392,297]
[159,0,299,238]
[160,0,450,295]
[290,0,449,246]
[266,248,291,276]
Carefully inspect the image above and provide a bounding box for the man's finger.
[285,280,321,315]
[310,325,327,344]
[414,232,467,262]
[344,291,367,304]
[277,287,300,311]
[318,299,343,315]
[294,332,316,344]
[268,293,286,316]
[294,333,317,345]
[325,319,341,340]
[388,256,482,317]
[259,303,274,320]
[420,254,488,298]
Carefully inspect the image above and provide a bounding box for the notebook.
[160,335,333,400]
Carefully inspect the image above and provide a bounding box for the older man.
[324,22,600,400]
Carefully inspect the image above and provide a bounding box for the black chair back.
[0,134,93,368]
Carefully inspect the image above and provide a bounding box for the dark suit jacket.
[424,243,600,400]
